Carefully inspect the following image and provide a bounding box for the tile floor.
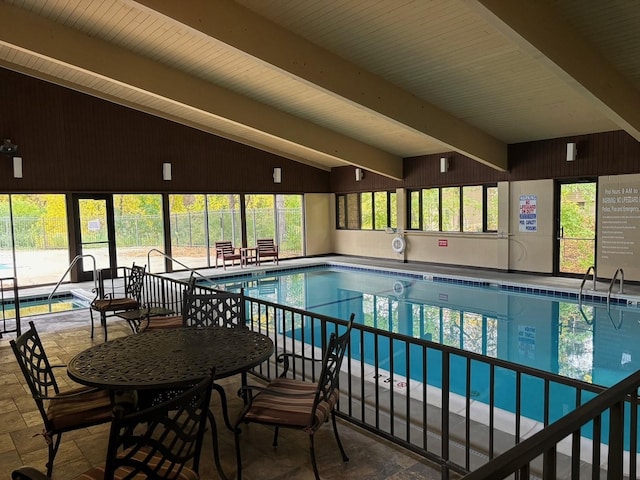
[0,309,443,479]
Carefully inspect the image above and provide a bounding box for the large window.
[408,185,497,233]
[0,194,69,286]
[245,194,304,258]
[336,191,397,230]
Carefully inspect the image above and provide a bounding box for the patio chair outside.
[214,240,242,269]
[11,373,214,480]
[10,321,112,477]
[234,313,355,480]
[90,263,145,341]
[256,238,279,265]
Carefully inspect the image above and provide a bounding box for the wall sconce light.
[0,139,18,155]
[440,157,449,173]
[273,167,282,183]
[162,162,172,181]
[355,168,364,181]
[13,157,22,178]
[566,142,577,161]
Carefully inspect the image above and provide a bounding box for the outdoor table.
[67,327,274,480]
[240,246,258,267]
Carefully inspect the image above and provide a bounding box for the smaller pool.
[1,293,90,318]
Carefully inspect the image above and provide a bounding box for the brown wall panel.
[333,132,639,193]
[0,68,330,193]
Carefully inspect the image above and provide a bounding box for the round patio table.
[67,327,274,480]
[67,327,273,389]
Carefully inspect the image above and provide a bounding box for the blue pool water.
[2,293,89,317]
[211,264,640,388]
[207,264,640,444]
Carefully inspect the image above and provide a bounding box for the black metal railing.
[136,271,640,479]
[0,277,20,337]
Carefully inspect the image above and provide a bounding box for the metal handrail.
[578,265,596,303]
[607,267,624,309]
[146,248,208,280]
[47,254,97,311]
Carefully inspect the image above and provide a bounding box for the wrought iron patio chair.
[183,289,246,329]
[234,313,355,480]
[126,272,197,334]
[182,289,247,431]
[11,373,215,480]
[10,321,112,477]
[90,263,145,341]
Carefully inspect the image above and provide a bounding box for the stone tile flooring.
[0,310,443,479]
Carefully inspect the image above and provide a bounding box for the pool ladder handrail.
[146,249,208,280]
[605,267,625,329]
[47,254,97,312]
[577,266,596,325]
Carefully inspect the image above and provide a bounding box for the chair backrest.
[10,321,59,423]
[124,263,146,300]
[103,374,213,479]
[95,263,146,301]
[313,314,355,409]
[256,238,276,252]
[215,241,234,255]
[182,290,246,328]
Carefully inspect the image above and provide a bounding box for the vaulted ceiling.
[1,0,639,180]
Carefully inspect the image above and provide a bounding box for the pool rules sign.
[519,195,537,232]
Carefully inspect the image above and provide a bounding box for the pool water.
[211,265,640,389]
[1,294,89,318]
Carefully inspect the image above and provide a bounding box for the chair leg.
[101,311,108,342]
[212,383,233,431]
[46,433,62,477]
[234,424,243,480]
[331,411,349,462]
[309,434,320,480]
[89,309,95,338]
[207,410,229,480]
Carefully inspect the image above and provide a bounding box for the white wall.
[508,179,554,274]
[304,193,333,256]
[330,179,559,273]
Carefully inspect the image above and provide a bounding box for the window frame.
[407,184,497,233]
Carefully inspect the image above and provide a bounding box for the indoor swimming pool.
[205,263,640,446]
[207,263,640,389]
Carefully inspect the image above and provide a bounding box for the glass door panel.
[558,182,596,275]
[76,197,115,279]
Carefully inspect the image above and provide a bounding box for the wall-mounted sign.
[87,220,101,231]
[519,195,537,232]
[438,239,448,247]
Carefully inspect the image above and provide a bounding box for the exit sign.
[438,239,448,247]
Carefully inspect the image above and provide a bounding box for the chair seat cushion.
[47,387,112,431]
[244,378,338,428]
[93,297,140,312]
[145,315,183,330]
[73,448,199,480]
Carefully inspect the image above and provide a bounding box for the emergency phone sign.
[519,195,537,232]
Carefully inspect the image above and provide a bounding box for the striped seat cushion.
[47,387,112,431]
[146,315,183,330]
[74,448,199,480]
[244,378,338,428]
[93,297,139,311]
